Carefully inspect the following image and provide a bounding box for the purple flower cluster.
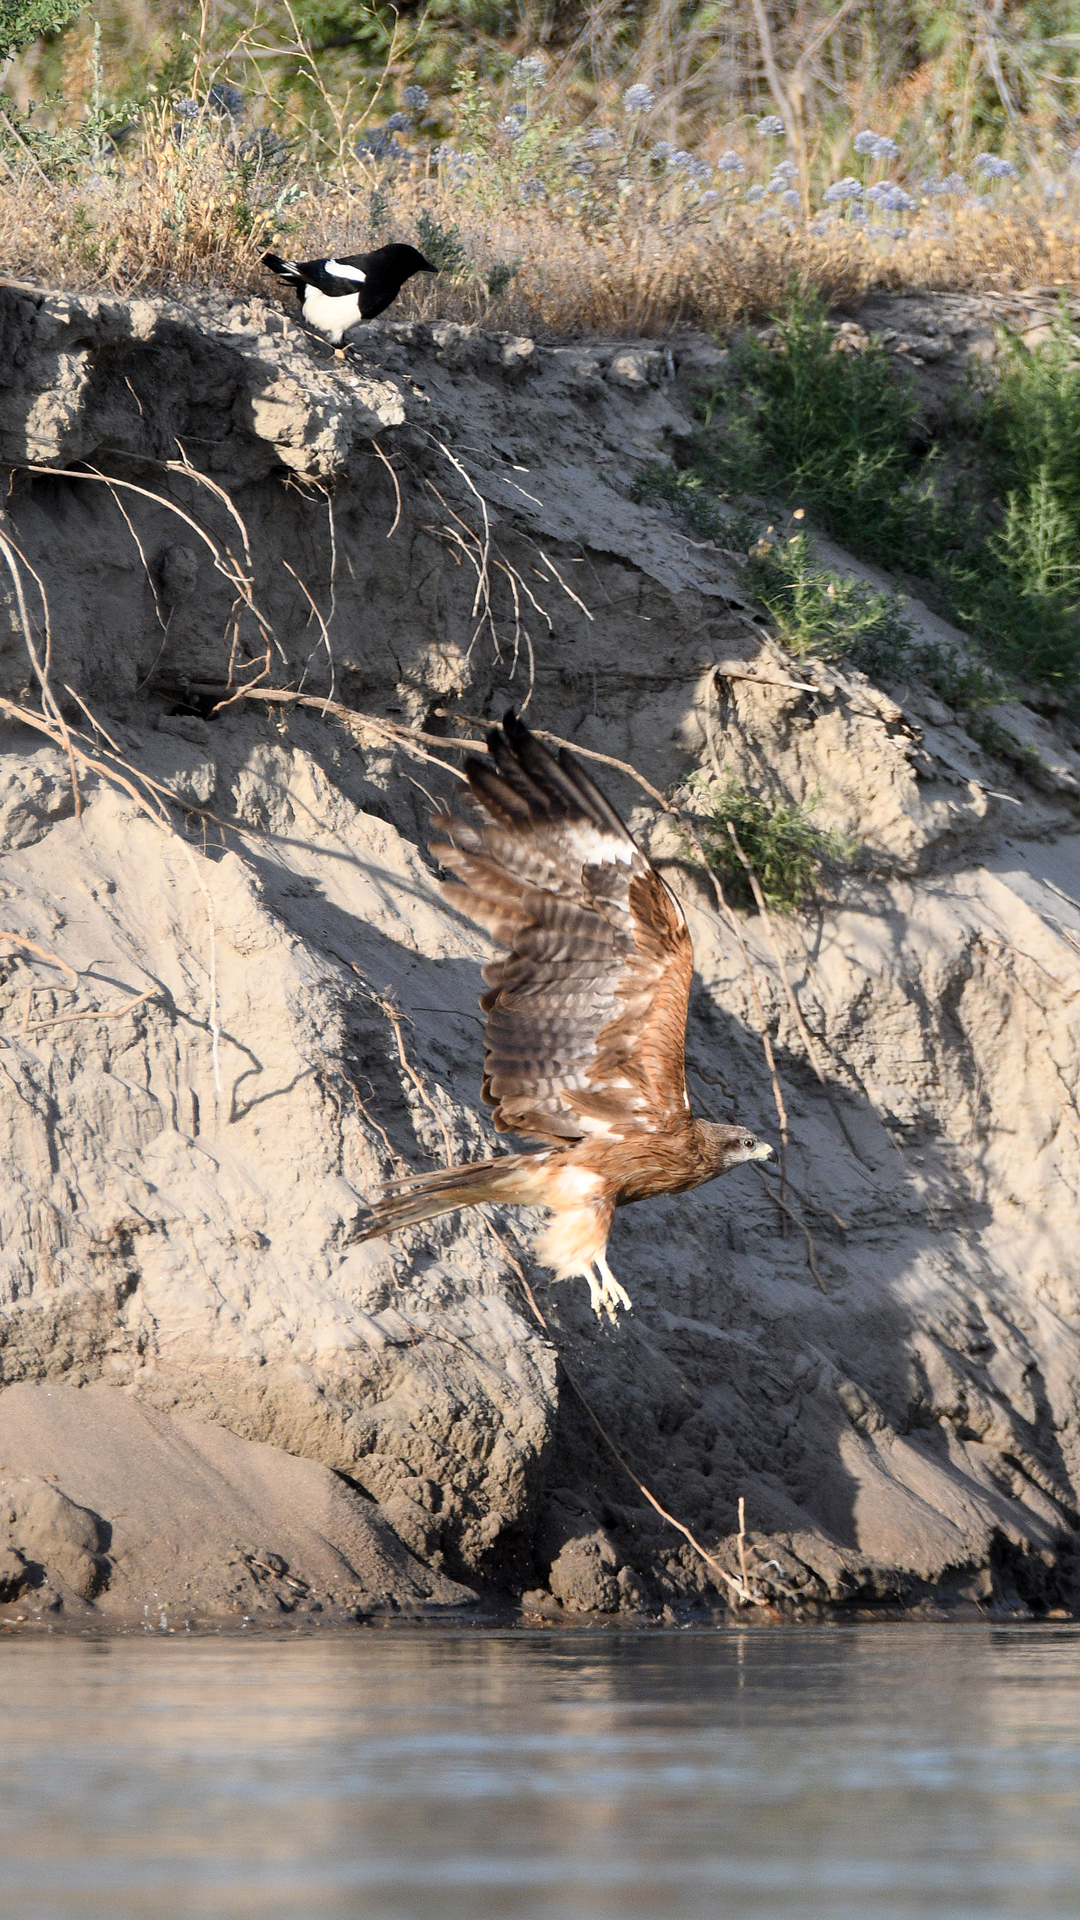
[975,153,1017,180]
[511,56,546,89]
[852,130,899,162]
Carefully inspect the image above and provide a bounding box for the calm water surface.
[0,1624,1079,1919]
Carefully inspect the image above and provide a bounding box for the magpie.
[261,242,438,344]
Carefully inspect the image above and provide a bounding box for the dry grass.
[5,0,1080,337]
[5,123,1080,339]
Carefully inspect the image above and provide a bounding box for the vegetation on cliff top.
[5,0,1080,330]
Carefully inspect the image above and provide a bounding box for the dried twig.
[481,1218,772,1611]
[716,664,817,694]
[562,1361,772,1609]
[371,439,402,539]
[284,559,335,705]
[92,472,169,634]
[0,527,82,815]
[18,459,279,680]
[752,1165,829,1291]
[726,822,829,1083]
[737,1495,751,1595]
[434,440,495,653]
[0,104,55,189]
[218,687,476,781]
[0,933,78,987]
[331,1053,405,1175]
[704,857,790,1222]
[21,987,159,1034]
[536,548,595,622]
[363,980,456,1167]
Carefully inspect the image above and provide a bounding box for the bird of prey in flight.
[359,713,773,1318]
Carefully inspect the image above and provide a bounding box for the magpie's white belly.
[301,285,363,342]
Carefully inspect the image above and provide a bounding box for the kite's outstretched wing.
[430,712,693,1148]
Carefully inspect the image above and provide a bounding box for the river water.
[1,1623,1079,1919]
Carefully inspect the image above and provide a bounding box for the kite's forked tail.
[356,1151,553,1242]
[358,1151,630,1322]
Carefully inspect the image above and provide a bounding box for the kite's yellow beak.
[749,1140,775,1161]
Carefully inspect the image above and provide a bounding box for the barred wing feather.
[430,715,693,1148]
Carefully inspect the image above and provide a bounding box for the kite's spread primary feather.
[358,712,773,1317]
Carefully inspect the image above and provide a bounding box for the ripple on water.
[1,1623,1080,1919]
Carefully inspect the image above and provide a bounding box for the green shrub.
[674,293,1080,693]
[414,208,517,299]
[689,778,852,914]
[703,299,935,563]
[980,300,1080,533]
[0,0,87,57]
[631,460,728,544]
[415,208,470,277]
[745,532,912,671]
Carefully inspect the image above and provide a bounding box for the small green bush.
[745,533,912,672]
[689,778,852,914]
[415,209,470,276]
[1,0,87,57]
[980,299,1080,535]
[631,460,728,544]
[666,292,1080,694]
[702,300,934,564]
[414,208,517,299]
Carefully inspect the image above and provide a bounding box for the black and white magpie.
[261,242,438,344]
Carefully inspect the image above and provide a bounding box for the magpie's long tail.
[261,251,304,287]
[357,1152,550,1241]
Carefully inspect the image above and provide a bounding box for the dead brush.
[7,123,1080,329]
[0,106,284,292]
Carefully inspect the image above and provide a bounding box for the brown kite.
[359,712,773,1317]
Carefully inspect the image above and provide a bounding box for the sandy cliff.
[0,276,1078,1627]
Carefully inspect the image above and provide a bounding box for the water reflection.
[1,1625,1079,1918]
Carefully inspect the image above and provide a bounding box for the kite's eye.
[742,1138,754,1150]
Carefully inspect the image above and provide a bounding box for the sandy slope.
[0,276,1078,1625]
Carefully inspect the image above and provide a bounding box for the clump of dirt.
[0,275,1078,1626]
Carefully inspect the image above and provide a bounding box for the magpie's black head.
[369,243,439,285]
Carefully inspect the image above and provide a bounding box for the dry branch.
[0,933,78,987]
[726,821,829,1083]
[21,987,159,1034]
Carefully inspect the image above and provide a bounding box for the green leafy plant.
[969,715,1047,783]
[631,459,729,543]
[980,299,1080,533]
[689,777,853,914]
[415,208,469,275]
[485,257,518,298]
[414,207,516,300]
[745,532,912,671]
[368,184,389,235]
[704,299,935,562]
[909,644,1005,713]
[0,0,88,59]
[686,293,1080,691]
